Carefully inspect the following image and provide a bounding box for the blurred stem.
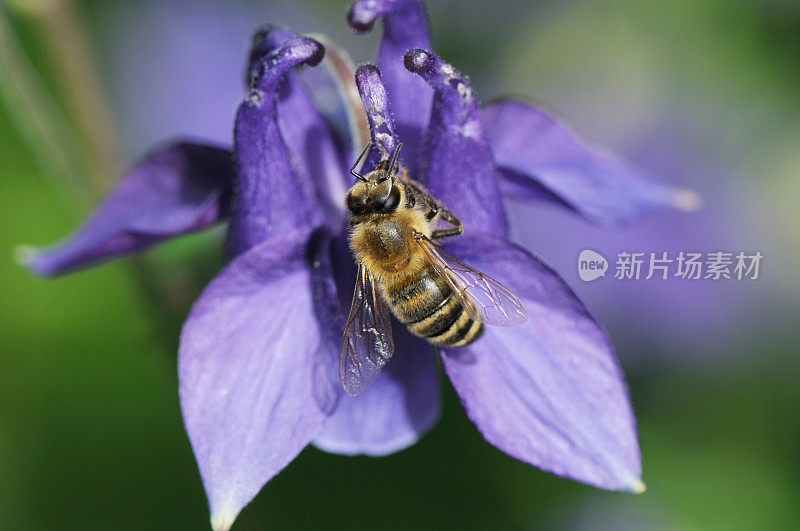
[311,33,370,157]
[8,0,123,199]
[3,1,203,342]
[0,8,91,204]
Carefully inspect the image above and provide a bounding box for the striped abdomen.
[384,264,483,347]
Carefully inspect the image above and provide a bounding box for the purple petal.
[482,99,700,225]
[354,64,400,170]
[179,229,337,530]
[348,0,433,170]
[228,37,325,258]
[23,141,232,277]
[247,25,350,221]
[309,235,441,455]
[439,233,643,492]
[314,323,440,455]
[404,49,508,237]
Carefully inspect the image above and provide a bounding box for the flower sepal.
[22,140,234,277]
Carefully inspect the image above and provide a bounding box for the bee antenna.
[388,142,403,178]
[350,142,371,182]
[377,142,402,183]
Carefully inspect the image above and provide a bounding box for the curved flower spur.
[20,1,700,528]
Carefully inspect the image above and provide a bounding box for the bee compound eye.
[378,186,401,213]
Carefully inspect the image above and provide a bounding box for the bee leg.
[404,181,464,240]
[431,209,463,240]
[431,228,462,239]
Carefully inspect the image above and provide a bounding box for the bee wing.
[339,263,395,396]
[415,234,527,327]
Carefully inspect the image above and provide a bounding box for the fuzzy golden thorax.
[346,177,433,279]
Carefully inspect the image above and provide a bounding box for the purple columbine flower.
[23,1,693,528]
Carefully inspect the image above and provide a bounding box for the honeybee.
[340,142,527,396]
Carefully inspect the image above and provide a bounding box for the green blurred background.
[1,0,798,529]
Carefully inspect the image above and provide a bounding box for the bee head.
[346,173,400,215]
[346,143,403,216]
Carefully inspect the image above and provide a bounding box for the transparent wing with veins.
[339,263,394,396]
[415,233,527,327]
